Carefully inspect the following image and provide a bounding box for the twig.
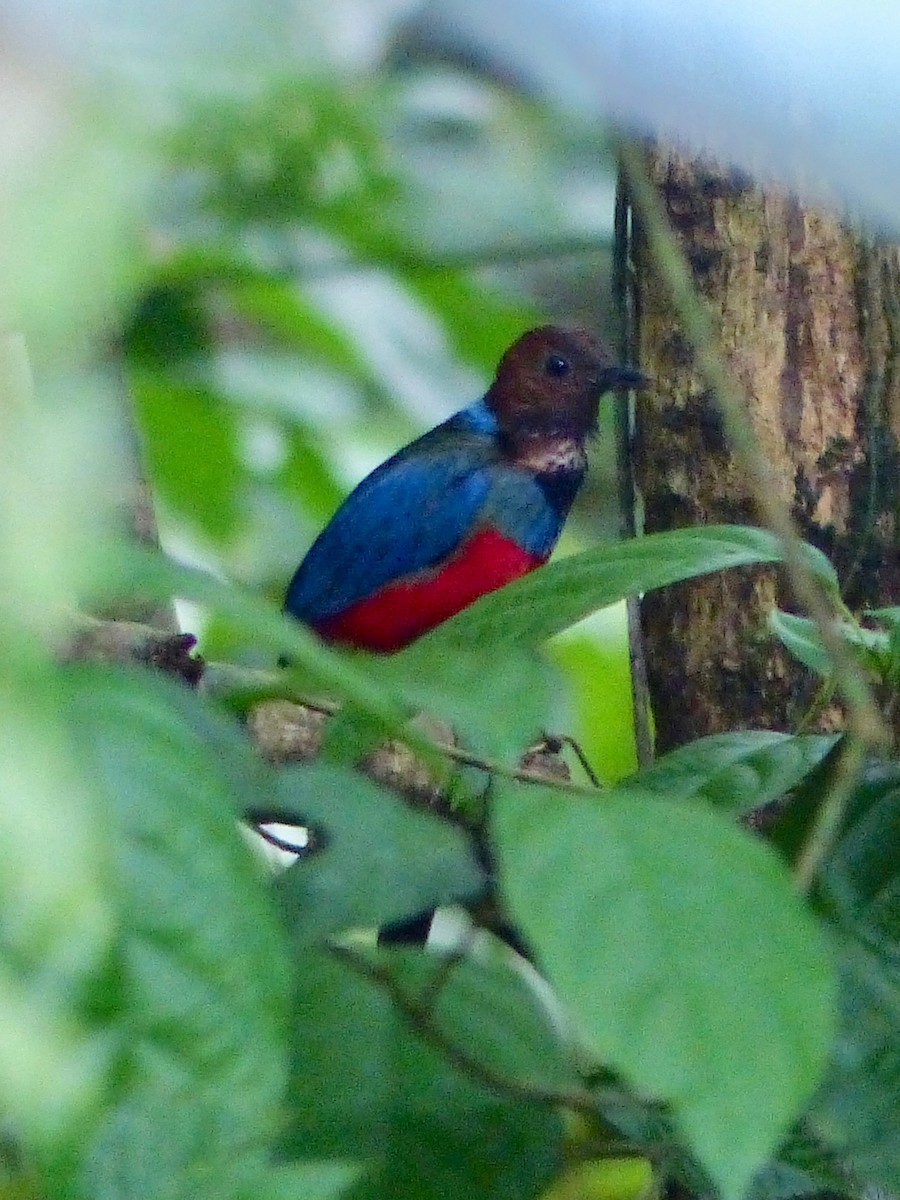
[542,733,602,788]
[793,736,865,893]
[329,942,621,1122]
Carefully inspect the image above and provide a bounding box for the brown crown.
[486,325,644,439]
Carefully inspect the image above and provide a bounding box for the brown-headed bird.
[285,326,645,650]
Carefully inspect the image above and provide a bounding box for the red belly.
[315,528,545,653]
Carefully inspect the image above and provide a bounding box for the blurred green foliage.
[0,8,896,1200]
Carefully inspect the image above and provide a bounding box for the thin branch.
[206,660,598,794]
[618,140,889,752]
[250,234,614,280]
[329,941,627,1124]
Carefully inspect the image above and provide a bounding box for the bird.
[284,325,646,652]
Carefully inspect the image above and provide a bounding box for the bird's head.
[486,325,647,440]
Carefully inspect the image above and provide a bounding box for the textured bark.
[626,147,900,750]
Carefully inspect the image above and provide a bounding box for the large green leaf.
[272,764,485,942]
[427,525,837,648]
[69,667,291,1197]
[493,783,835,1200]
[281,947,562,1200]
[618,731,838,815]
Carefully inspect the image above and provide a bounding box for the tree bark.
[623,145,900,751]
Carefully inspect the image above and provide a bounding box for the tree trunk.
[622,145,900,752]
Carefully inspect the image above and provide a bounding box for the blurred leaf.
[431,525,838,648]
[272,764,485,942]
[493,783,836,1200]
[69,667,290,1188]
[0,99,149,367]
[540,1158,654,1200]
[281,947,562,1199]
[227,276,383,395]
[768,611,833,677]
[82,1085,263,1200]
[258,1160,362,1200]
[869,606,900,686]
[402,269,537,374]
[766,740,849,872]
[813,936,900,1192]
[123,284,211,365]
[106,547,415,745]
[748,1138,852,1200]
[171,79,399,231]
[818,760,900,940]
[277,421,346,525]
[806,758,900,1185]
[130,373,243,541]
[618,731,838,815]
[868,605,900,629]
[0,656,115,1164]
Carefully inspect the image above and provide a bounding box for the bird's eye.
[545,354,570,377]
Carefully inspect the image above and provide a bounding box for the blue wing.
[285,408,497,623]
[284,397,580,625]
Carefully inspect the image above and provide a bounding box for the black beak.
[602,364,651,391]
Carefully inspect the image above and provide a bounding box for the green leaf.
[771,609,895,682]
[258,1161,362,1200]
[86,1096,361,1200]
[381,643,551,761]
[367,944,582,1094]
[493,784,836,1200]
[226,277,384,397]
[105,546,414,748]
[69,667,291,1191]
[768,611,832,677]
[809,763,900,1190]
[548,617,638,783]
[272,764,485,942]
[813,935,900,1192]
[818,760,900,940]
[130,372,244,541]
[765,740,848,872]
[83,1085,263,1200]
[867,606,900,684]
[618,731,838,815]
[429,525,837,648]
[748,1124,853,1200]
[281,947,562,1200]
[0,657,116,1166]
